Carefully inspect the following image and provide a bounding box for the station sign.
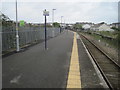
[43,10,49,16]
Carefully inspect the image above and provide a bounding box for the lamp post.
[16,0,20,52]
[60,16,63,33]
[52,9,56,37]
[52,9,56,25]
[61,16,63,25]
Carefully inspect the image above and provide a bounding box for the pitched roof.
[91,24,101,28]
[91,22,108,28]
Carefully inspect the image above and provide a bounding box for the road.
[3,31,73,88]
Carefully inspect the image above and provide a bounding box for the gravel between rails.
[78,32,118,65]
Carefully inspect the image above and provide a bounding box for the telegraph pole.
[16,0,20,52]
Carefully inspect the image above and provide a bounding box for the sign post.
[43,9,49,50]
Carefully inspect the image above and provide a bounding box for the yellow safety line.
[66,32,81,88]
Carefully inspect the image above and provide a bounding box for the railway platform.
[2,30,112,89]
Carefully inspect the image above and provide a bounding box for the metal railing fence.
[2,22,61,52]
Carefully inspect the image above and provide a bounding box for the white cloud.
[1,0,120,2]
[1,2,118,24]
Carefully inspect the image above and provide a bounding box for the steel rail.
[79,33,120,90]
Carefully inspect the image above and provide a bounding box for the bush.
[53,22,60,27]
[111,27,120,31]
[73,24,82,30]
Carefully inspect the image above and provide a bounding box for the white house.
[99,24,114,31]
[110,23,120,28]
[90,23,114,31]
[82,24,91,30]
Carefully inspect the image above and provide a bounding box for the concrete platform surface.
[2,30,108,89]
[3,31,73,88]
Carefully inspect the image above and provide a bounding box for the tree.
[111,27,120,31]
[73,24,82,30]
[53,22,60,27]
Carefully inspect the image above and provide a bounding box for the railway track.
[79,33,120,90]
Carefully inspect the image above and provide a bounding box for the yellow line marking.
[66,32,81,88]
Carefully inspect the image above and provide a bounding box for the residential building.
[90,22,114,31]
[110,23,120,28]
[82,24,91,30]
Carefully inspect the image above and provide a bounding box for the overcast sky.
[1,0,119,24]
